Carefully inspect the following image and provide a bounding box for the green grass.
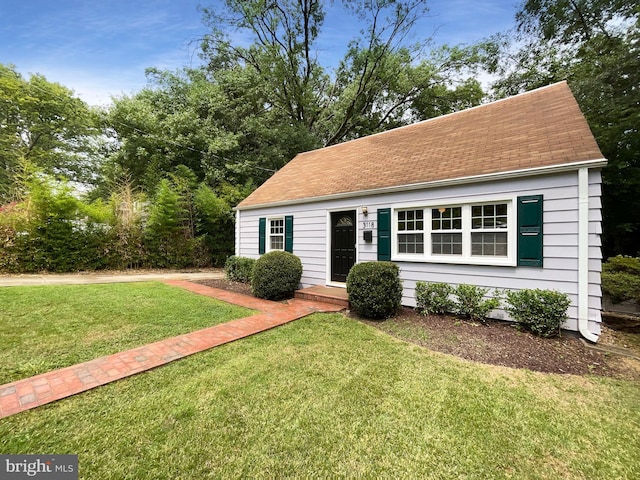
[0,282,254,384]
[1,313,638,479]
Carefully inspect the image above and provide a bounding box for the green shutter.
[517,195,543,267]
[378,208,391,261]
[258,217,266,255]
[285,215,294,253]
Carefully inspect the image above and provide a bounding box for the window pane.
[471,232,507,257]
[398,210,423,233]
[270,219,284,234]
[433,207,462,231]
[432,233,462,255]
[472,203,508,231]
[398,233,424,254]
[270,236,284,250]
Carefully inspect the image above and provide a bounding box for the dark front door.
[331,210,356,282]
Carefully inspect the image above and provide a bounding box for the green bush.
[453,284,501,322]
[346,261,403,320]
[504,289,571,338]
[224,256,256,283]
[601,271,640,304]
[251,251,302,300]
[601,256,640,304]
[415,281,455,315]
[0,172,230,273]
[603,255,640,275]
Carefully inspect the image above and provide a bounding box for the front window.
[269,218,284,251]
[431,207,462,255]
[394,200,512,265]
[471,204,508,257]
[398,209,424,254]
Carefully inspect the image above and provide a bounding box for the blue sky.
[1,1,519,106]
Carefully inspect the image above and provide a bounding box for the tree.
[489,1,640,256]
[103,67,314,192]
[0,64,103,202]
[199,0,486,145]
[104,2,487,196]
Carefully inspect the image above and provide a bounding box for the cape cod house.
[234,82,606,341]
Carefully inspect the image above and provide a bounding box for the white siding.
[587,169,603,334]
[236,170,604,334]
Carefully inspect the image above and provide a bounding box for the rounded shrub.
[346,261,403,319]
[453,284,502,323]
[504,288,571,338]
[415,281,455,315]
[251,251,303,300]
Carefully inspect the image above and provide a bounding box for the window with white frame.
[268,218,284,251]
[397,209,424,254]
[471,204,508,257]
[394,201,512,264]
[431,206,463,255]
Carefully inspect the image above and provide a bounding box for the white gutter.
[236,158,608,211]
[578,167,599,342]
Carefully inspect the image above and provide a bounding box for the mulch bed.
[197,278,253,296]
[195,278,640,381]
[358,308,640,380]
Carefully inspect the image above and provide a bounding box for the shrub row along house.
[234,82,606,341]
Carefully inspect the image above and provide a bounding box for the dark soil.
[196,278,640,381]
[358,308,640,381]
[198,278,253,296]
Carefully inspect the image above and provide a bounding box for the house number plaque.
[363,221,375,229]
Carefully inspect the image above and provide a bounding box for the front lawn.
[0,282,254,384]
[1,313,638,478]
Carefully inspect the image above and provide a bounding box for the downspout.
[578,167,599,342]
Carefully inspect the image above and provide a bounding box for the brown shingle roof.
[238,82,604,209]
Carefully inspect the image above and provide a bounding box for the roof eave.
[236,158,607,211]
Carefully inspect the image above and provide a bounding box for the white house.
[234,82,606,341]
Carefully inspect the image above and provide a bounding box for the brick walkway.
[0,280,344,419]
